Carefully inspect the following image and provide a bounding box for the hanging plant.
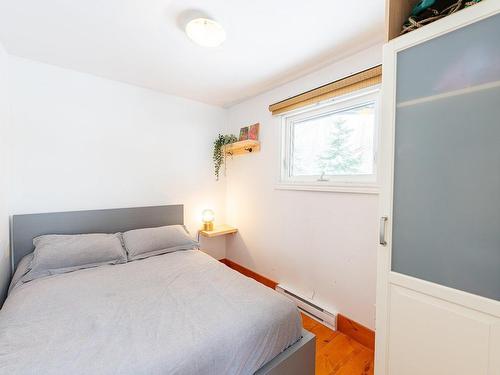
[213,134,237,181]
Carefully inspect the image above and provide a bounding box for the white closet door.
[376,3,500,375]
[387,284,500,375]
[392,10,500,301]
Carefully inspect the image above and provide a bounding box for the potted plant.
[213,134,237,180]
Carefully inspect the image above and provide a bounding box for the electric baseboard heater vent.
[275,284,337,330]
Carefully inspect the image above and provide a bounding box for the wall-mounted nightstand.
[199,225,237,261]
[199,225,238,238]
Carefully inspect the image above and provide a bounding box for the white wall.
[7,56,228,262]
[3,46,383,327]
[0,42,10,303]
[226,44,382,329]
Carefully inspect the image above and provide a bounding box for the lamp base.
[203,222,214,231]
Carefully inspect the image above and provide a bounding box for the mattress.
[0,250,302,375]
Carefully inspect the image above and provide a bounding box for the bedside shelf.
[223,140,260,156]
[200,225,238,238]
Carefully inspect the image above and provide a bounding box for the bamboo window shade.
[268,65,382,115]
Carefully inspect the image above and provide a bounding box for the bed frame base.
[255,329,315,375]
[10,205,317,374]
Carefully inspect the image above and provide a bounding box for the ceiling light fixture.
[185,18,226,48]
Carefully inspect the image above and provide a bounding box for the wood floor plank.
[335,347,374,375]
[300,313,374,375]
[319,335,360,374]
[309,322,340,351]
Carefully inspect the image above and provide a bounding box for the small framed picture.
[239,126,249,141]
[248,123,260,140]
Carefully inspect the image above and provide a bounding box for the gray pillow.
[22,233,127,282]
[122,225,199,261]
[8,253,33,293]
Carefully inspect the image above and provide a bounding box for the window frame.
[277,87,380,194]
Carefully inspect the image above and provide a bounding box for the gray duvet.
[0,250,302,375]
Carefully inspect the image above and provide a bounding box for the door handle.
[379,216,388,246]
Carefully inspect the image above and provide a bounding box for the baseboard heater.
[275,284,337,330]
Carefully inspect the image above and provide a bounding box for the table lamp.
[202,209,215,231]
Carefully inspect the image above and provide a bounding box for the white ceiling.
[0,0,385,107]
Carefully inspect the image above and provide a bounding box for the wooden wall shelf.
[200,225,238,238]
[223,140,260,156]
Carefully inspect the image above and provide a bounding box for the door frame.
[375,2,500,374]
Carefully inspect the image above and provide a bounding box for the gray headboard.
[11,205,184,272]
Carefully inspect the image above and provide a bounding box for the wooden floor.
[301,313,374,375]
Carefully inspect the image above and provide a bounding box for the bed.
[0,205,315,375]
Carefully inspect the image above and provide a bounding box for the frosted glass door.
[391,13,500,301]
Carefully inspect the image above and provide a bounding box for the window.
[279,89,379,193]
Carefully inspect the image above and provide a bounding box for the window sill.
[275,183,380,194]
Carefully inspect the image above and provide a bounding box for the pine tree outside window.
[279,89,379,193]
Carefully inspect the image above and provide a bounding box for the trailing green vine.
[213,134,237,181]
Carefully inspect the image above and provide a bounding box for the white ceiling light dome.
[185,18,226,48]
